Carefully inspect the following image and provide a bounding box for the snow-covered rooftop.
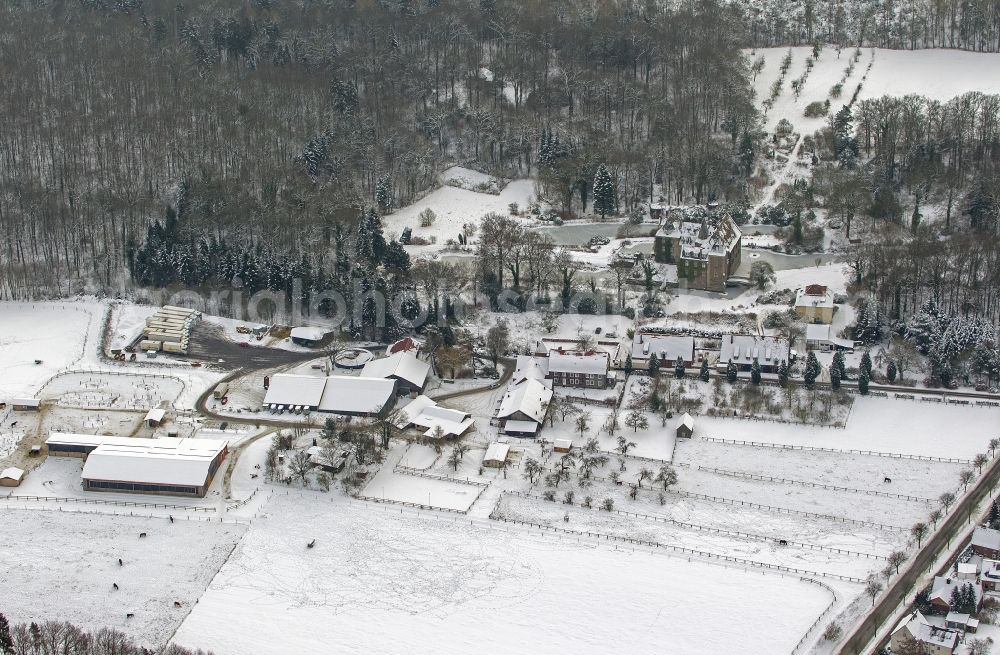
[0,467,24,482]
[631,333,695,362]
[263,374,398,414]
[361,351,430,390]
[396,394,474,438]
[547,351,609,376]
[263,375,327,408]
[512,355,550,385]
[80,437,227,487]
[144,408,166,423]
[719,335,789,367]
[483,442,510,464]
[290,326,327,342]
[497,378,552,424]
[795,285,835,309]
[658,211,742,261]
[317,376,398,415]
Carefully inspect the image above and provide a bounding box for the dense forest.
[0,0,757,298]
[736,0,1000,51]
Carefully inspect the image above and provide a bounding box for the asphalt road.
[837,455,1000,654]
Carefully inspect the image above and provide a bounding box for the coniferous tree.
[831,364,842,390]
[726,359,738,383]
[777,360,789,386]
[700,358,710,382]
[674,355,685,379]
[592,164,615,219]
[886,360,898,383]
[648,354,660,377]
[750,358,761,384]
[832,351,848,381]
[858,369,870,395]
[804,352,821,388]
[624,353,633,375]
[375,175,394,214]
[861,350,873,379]
[0,613,12,655]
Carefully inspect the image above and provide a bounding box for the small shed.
[12,398,40,411]
[0,467,25,487]
[483,442,511,468]
[553,438,573,453]
[676,413,694,439]
[145,408,167,428]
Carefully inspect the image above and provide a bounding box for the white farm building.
[46,433,228,497]
[263,374,398,417]
[395,395,474,438]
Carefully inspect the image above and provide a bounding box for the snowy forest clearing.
[0,508,245,647]
[750,46,1000,132]
[171,494,832,655]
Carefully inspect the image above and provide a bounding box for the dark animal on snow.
[307,539,316,549]
[174,601,182,608]
[118,558,123,566]
[113,583,119,590]
[884,477,892,484]
[139,532,147,538]
[126,613,134,619]
[169,515,174,523]
[778,539,788,546]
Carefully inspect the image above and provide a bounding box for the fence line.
[488,501,866,584]
[792,578,840,655]
[393,464,489,488]
[502,490,887,561]
[696,466,933,503]
[353,493,469,514]
[697,436,974,464]
[664,488,908,532]
[4,493,216,512]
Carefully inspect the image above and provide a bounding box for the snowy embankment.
[172,494,831,655]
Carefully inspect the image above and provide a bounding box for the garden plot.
[0,508,244,649]
[172,495,831,655]
[363,461,483,512]
[43,371,185,411]
[674,438,967,501]
[397,443,440,470]
[497,494,878,581]
[695,395,1000,460]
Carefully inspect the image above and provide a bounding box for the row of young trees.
[0,0,758,298]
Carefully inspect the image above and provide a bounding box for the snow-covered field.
[696,395,1000,460]
[0,302,101,398]
[363,448,484,512]
[385,171,536,246]
[172,494,832,655]
[751,46,1000,132]
[0,507,244,647]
